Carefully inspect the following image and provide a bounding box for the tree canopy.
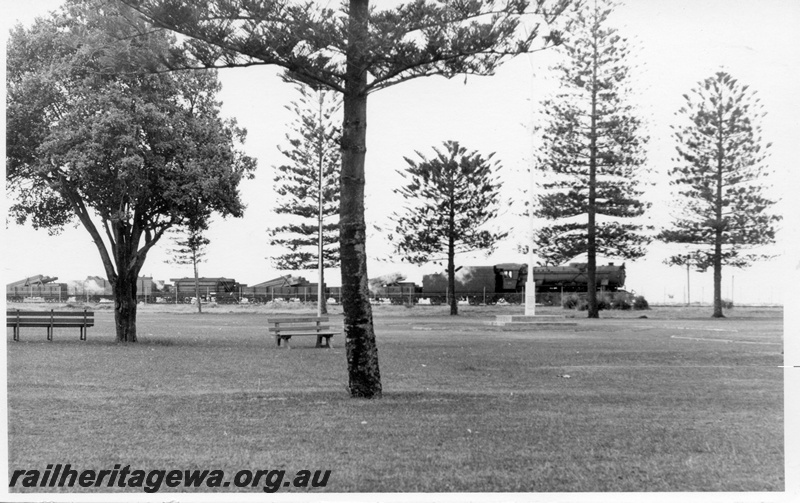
[117,0,566,93]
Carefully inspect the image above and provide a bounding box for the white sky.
[3,0,800,305]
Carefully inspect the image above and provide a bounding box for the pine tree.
[165,216,210,313]
[660,71,780,318]
[268,85,341,314]
[533,0,650,318]
[391,141,507,316]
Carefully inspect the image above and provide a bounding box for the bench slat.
[6,316,94,321]
[6,317,93,323]
[6,321,95,327]
[6,311,94,317]
[274,332,337,337]
[268,324,333,332]
[268,317,329,324]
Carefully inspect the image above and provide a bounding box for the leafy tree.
[268,84,342,315]
[6,0,255,342]
[391,141,507,316]
[165,215,211,313]
[659,71,780,318]
[533,0,650,318]
[120,0,567,398]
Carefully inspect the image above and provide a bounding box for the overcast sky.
[3,0,799,305]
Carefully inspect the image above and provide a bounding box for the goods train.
[169,276,342,304]
[8,263,625,306]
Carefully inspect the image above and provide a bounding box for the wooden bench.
[7,309,94,341]
[267,316,338,349]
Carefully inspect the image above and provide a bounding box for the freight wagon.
[6,275,68,302]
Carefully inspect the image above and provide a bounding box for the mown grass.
[6,304,784,493]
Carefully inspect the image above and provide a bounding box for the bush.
[633,295,649,310]
[561,294,582,309]
[610,292,632,310]
[721,299,734,309]
[562,292,644,311]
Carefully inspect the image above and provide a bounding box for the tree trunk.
[713,241,723,317]
[448,174,458,316]
[340,0,381,398]
[319,274,328,315]
[448,235,457,316]
[193,250,202,314]
[712,107,725,318]
[586,12,600,319]
[113,270,138,342]
[317,87,328,317]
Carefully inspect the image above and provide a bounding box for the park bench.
[7,309,94,341]
[267,316,338,349]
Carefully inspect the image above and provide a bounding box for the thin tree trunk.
[318,89,328,316]
[319,273,328,315]
[586,3,599,319]
[448,172,458,316]
[448,236,457,316]
[193,250,202,314]
[340,0,381,398]
[712,106,725,318]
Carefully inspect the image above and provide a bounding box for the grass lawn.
[6,303,784,493]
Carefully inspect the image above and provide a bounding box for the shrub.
[721,299,734,309]
[633,295,650,310]
[596,294,611,311]
[561,294,582,309]
[610,292,632,310]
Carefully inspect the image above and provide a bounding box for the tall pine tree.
[659,71,780,318]
[391,141,507,316]
[533,0,650,318]
[268,85,341,315]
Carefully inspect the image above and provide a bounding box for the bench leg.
[13,327,19,342]
[47,327,53,342]
[80,327,86,341]
[277,336,290,349]
[316,335,332,349]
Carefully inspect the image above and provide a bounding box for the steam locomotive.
[373,262,626,305]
